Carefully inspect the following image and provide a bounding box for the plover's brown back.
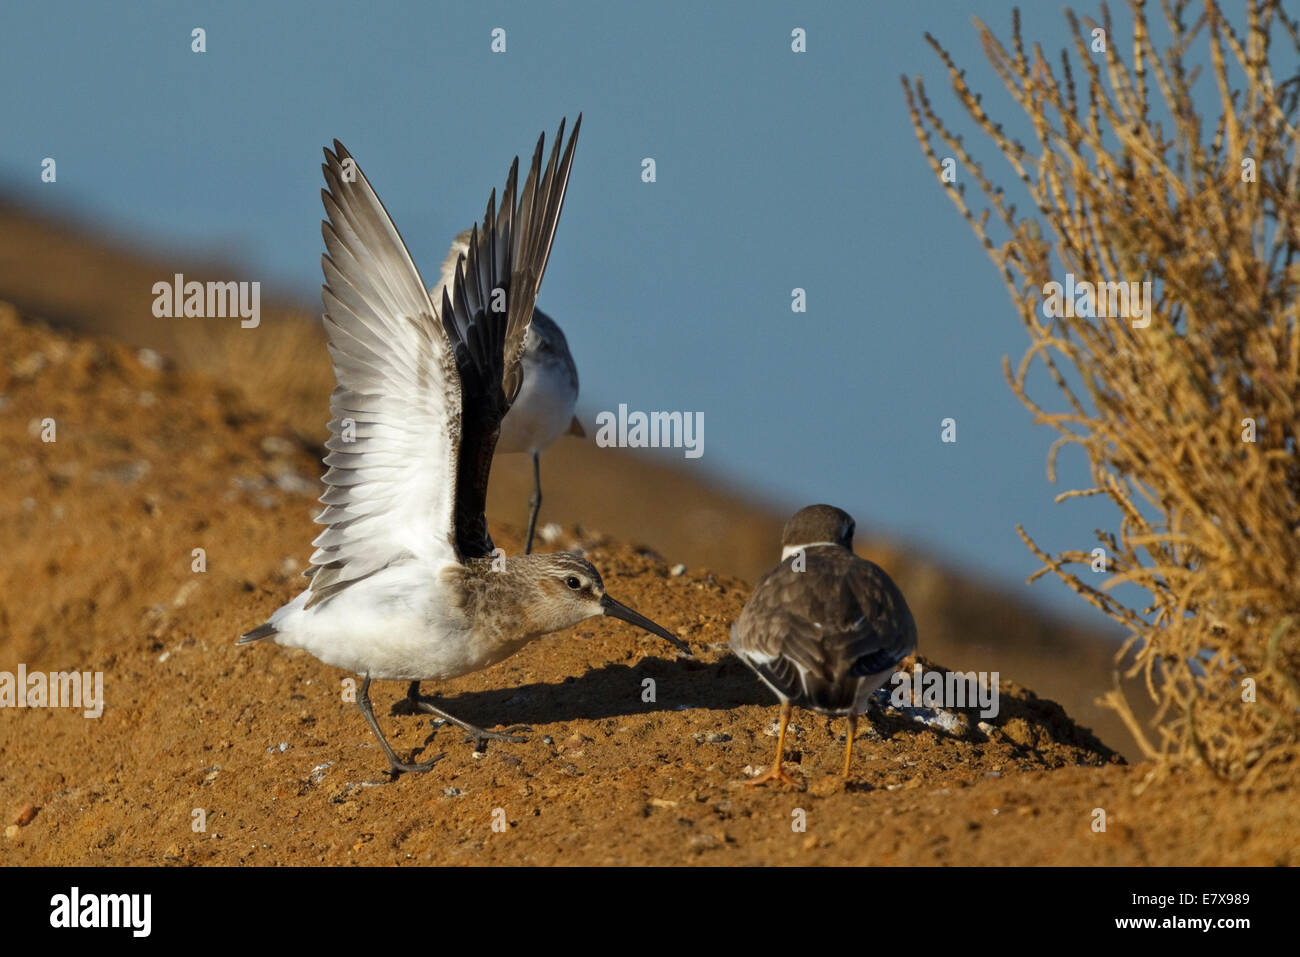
[731,545,916,715]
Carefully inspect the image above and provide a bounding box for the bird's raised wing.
[437,115,581,557]
[731,551,917,712]
[305,141,463,609]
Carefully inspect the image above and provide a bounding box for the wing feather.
[305,141,463,609]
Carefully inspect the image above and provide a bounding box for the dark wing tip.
[237,622,277,645]
[848,647,909,678]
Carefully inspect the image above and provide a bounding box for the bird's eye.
[565,576,581,589]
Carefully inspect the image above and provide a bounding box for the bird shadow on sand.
[387,652,770,729]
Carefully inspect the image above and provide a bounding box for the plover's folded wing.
[731,552,916,711]
[306,141,463,609]
[839,557,917,677]
[437,116,581,556]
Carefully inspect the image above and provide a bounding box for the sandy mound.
[1,305,1295,865]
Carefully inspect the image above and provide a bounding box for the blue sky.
[2,1,1192,624]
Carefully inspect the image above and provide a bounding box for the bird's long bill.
[600,594,690,654]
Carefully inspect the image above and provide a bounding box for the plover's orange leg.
[842,713,858,784]
[747,701,802,787]
[402,681,530,750]
[357,676,445,776]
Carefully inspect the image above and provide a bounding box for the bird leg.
[524,451,542,555]
[357,676,444,776]
[843,713,857,784]
[747,700,803,787]
[403,681,530,750]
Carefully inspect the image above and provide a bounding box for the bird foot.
[745,764,804,789]
[385,752,446,777]
[401,694,529,750]
[462,724,531,748]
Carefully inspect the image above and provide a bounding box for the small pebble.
[274,471,316,495]
[260,436,296,456]
[11,803,37,826]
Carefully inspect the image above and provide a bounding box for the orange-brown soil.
[1,306,1296,865]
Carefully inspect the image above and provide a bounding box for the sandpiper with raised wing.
[730,504,916,787]
[239,117,688,776]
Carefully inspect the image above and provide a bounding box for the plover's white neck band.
[782,542,839,560]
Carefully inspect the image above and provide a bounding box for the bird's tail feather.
[237,622,278,645]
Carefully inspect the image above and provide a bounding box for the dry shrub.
[903,0,1300,782]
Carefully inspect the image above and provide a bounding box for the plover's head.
[528,552,689,653]
[780,504,856,560]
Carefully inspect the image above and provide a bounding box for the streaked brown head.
[525,552,688,654]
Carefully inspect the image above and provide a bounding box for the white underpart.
[495,324,578,454]
[268,563,479,680]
